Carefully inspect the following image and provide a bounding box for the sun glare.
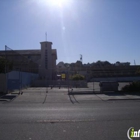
[38,0,73,8]
[48,0,68,7]
[51,0,64,6]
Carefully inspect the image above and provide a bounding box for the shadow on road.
[0,95,17,101]
[68,90,98,95]
[108,98,140,101]
[68,94,74,104]
[69,90,140,96]
[104,92,125,96]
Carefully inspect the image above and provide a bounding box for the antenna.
[45,32,47,41]
[80,54,83,64]
[134,60,136,65]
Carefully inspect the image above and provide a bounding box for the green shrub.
[71,74,85,81]
[121,81,140,92]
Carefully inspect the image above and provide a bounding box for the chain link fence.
[3,45,39,93]
[30,68,94,94]
[1,45,139,94]
[30,66,139,94]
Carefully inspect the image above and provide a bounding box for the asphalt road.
[0,100,140,140]
[0,83,140,140]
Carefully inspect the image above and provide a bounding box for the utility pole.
[134,60,136,65]
[80,54,82,64]
[80,54,83,75]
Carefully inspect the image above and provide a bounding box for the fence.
[3,46,39,93]
[34,68,93,94]
[43,65,140,93]
[0,74,6,93]
[1,45,139,94]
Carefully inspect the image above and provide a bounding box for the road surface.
[0,87,140,140]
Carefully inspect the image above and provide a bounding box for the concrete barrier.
[31,80,87,88]
[91,77,140,82]
[99,81,119,93]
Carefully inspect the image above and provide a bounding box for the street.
[0,86,140,140]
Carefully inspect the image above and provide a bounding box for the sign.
[61,74,65,79]
[127,127,140,140]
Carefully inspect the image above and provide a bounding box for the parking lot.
[1,82,140,104]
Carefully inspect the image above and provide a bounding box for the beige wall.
[39,41,53,80]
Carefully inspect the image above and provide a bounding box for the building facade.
[39,41,57,80]
[0,41,57,80]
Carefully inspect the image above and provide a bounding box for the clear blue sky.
[0,0,140,65]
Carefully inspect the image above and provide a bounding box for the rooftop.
[0,49,57,59]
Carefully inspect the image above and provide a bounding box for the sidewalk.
[0,87,140,103]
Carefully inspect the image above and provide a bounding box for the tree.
[116,61,120,64]
[0,57,13,73]
[104,61,111,66]
[135,67,140,75]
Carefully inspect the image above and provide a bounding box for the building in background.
[114,61,130,66]
[39,41,57,80]
[0,41,57,80]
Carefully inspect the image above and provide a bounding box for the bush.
[121,81,140,92]
[71,74,85,81]
[0,58,13,73]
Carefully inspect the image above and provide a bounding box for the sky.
[0,0,140,65]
